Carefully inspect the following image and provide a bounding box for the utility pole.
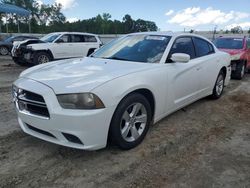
[212,25,217,40]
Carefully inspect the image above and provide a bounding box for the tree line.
[0,0,158,34]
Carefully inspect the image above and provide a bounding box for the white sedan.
[12,32,231,150]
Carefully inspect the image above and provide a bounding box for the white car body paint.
[13,32,231,150]
[12,32,102,60]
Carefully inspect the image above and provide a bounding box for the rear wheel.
[109,93,152,150]
[34,52,51,64]
[87,48,96,56]
[232,61,245,80]
[210,70,225,99]
[0,46,9,55]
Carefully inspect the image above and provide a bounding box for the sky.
[39,0,250,31]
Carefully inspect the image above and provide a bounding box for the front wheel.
[109,93,152,150]
[210,70,225,99]
[0,46,9,55]
[34,52,51,64]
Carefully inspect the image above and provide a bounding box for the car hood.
[14,39,45,47]
[20,57,154,94]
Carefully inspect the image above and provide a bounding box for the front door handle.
[196,67,202,71]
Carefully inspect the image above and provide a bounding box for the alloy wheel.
[120,103,147,142]
[216,74,224,96]
[38,55,50,64]
[0,47,8,55]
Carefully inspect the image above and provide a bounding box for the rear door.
[71,34,86,57]
[192,37,218,96]
[83,35,99,56]
[70,34,99,57]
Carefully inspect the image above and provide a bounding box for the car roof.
[15,35,37,38]
[49,32,98,36]
[127,31,212,42]
[216,36,246,39]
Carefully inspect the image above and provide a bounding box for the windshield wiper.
[102,56,131,61]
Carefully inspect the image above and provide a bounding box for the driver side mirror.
[171,53,190,63]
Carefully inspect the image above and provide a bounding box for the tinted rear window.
[84,35,97,42]
[71,35,85,42]
[213,38,243,49]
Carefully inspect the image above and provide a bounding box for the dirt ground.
[0,56,250,188]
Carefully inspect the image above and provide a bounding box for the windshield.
[92,35,171,63]
[40,33,61,43]
[213,38,244,49]
[4,36,15,43]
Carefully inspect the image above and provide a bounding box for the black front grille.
[23,90,45,103]
[62,133,83,145]
[26,103,50,117]
[15,88,50,119]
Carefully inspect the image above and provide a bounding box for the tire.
[109,93,152,150]
[247,66,250,73]
[34,52,51,65]
[210,70,225,99]
[0,46,9,56]
[232,61,245,80]
[87,48,96,57]
[12,57,29,66]
[13,60,28,66]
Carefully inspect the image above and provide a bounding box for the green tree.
[231,26,243,34]
[0,1,158,34]
[123,14,134,33]
[190,29,194,33]
[1,0,65,33]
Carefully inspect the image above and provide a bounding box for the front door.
[51,34,73,59]
[166,36,201,110]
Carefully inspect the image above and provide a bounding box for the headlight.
[57,93,105,109]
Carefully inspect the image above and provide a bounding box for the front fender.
[91,67,168,122]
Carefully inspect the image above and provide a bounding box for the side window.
[13,37,23,42]
[193,37,214,57]
[84,35,97,42]
[71,35,85,43]
[208,43,215,54]
[57,35,70,43]
[167,37,195,62]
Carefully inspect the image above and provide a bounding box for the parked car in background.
[213,36,250,79]
[0,35,38,56]
[11,32,103,66]
[12,32,231,150]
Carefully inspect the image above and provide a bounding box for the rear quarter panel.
[216,51,231,86]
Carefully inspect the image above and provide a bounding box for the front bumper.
[13,78,116,150]
[12,46,34,64]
